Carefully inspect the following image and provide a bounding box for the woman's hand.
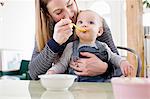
[53,18,73,45]
[70,52,108,76]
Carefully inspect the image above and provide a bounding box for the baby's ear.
[98,27,103,36]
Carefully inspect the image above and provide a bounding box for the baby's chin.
[79,38,94,43]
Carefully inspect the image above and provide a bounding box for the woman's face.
[46,0,78,23]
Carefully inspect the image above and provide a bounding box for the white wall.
[0,0,35,60]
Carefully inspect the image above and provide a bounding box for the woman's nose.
[64,8,72,19]
[64,13,69,19]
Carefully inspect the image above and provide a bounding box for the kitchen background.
[0,0,150,73]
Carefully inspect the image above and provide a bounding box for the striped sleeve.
[49,42,73,73]
[28,40,60,80]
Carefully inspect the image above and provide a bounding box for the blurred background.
[0,0,149,76]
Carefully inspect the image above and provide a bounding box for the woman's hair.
[35,0,54,52]
[35,0,78,52]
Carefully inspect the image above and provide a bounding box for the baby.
[46,10,134,82]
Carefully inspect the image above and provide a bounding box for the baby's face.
[75,11,103,43]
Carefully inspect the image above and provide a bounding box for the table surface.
[0,80,114,99]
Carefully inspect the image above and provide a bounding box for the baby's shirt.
[48,41,126,73]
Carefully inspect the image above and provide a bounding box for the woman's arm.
[48,42,73,74]
[28,39,64,80]
[29,18,74,80]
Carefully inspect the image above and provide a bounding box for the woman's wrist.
[101,62,108,73]
[47,39,64,53]
[53,37,63,45]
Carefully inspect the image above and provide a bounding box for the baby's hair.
[78,10,104,27]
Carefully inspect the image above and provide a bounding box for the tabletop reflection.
[41,90,74,99]
[0,80,114,99]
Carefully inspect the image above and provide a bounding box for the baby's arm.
[103,43,135,76]
[46,43,73,74]
[119,60,134,76]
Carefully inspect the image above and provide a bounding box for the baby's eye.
[89,21,94,24]
[77,20,83,24]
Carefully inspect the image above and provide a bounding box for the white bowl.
[38,74,77,90]
[111,77,150,99]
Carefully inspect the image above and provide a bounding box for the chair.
[117,46,142,77]
[0,71,2,77]
[1,60,30,80]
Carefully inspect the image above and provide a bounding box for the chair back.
[0,71,2,77]
[18,60,30,75]
[117,46,142,77]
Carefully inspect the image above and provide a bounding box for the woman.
[29,0,120,80]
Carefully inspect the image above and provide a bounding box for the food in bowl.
[111,77,150,99]
[38,74,77,90]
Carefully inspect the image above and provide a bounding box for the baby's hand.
[46,70,56,74]
[120,60,135,77]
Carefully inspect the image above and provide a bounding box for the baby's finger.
[74,71,87,76]
[70,63,78,69]
[124,67,128,76]
[128,65,134,77]
[73,66,83,72]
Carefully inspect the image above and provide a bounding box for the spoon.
[72,23,86,32]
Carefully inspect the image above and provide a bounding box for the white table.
[0,80,114,99]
